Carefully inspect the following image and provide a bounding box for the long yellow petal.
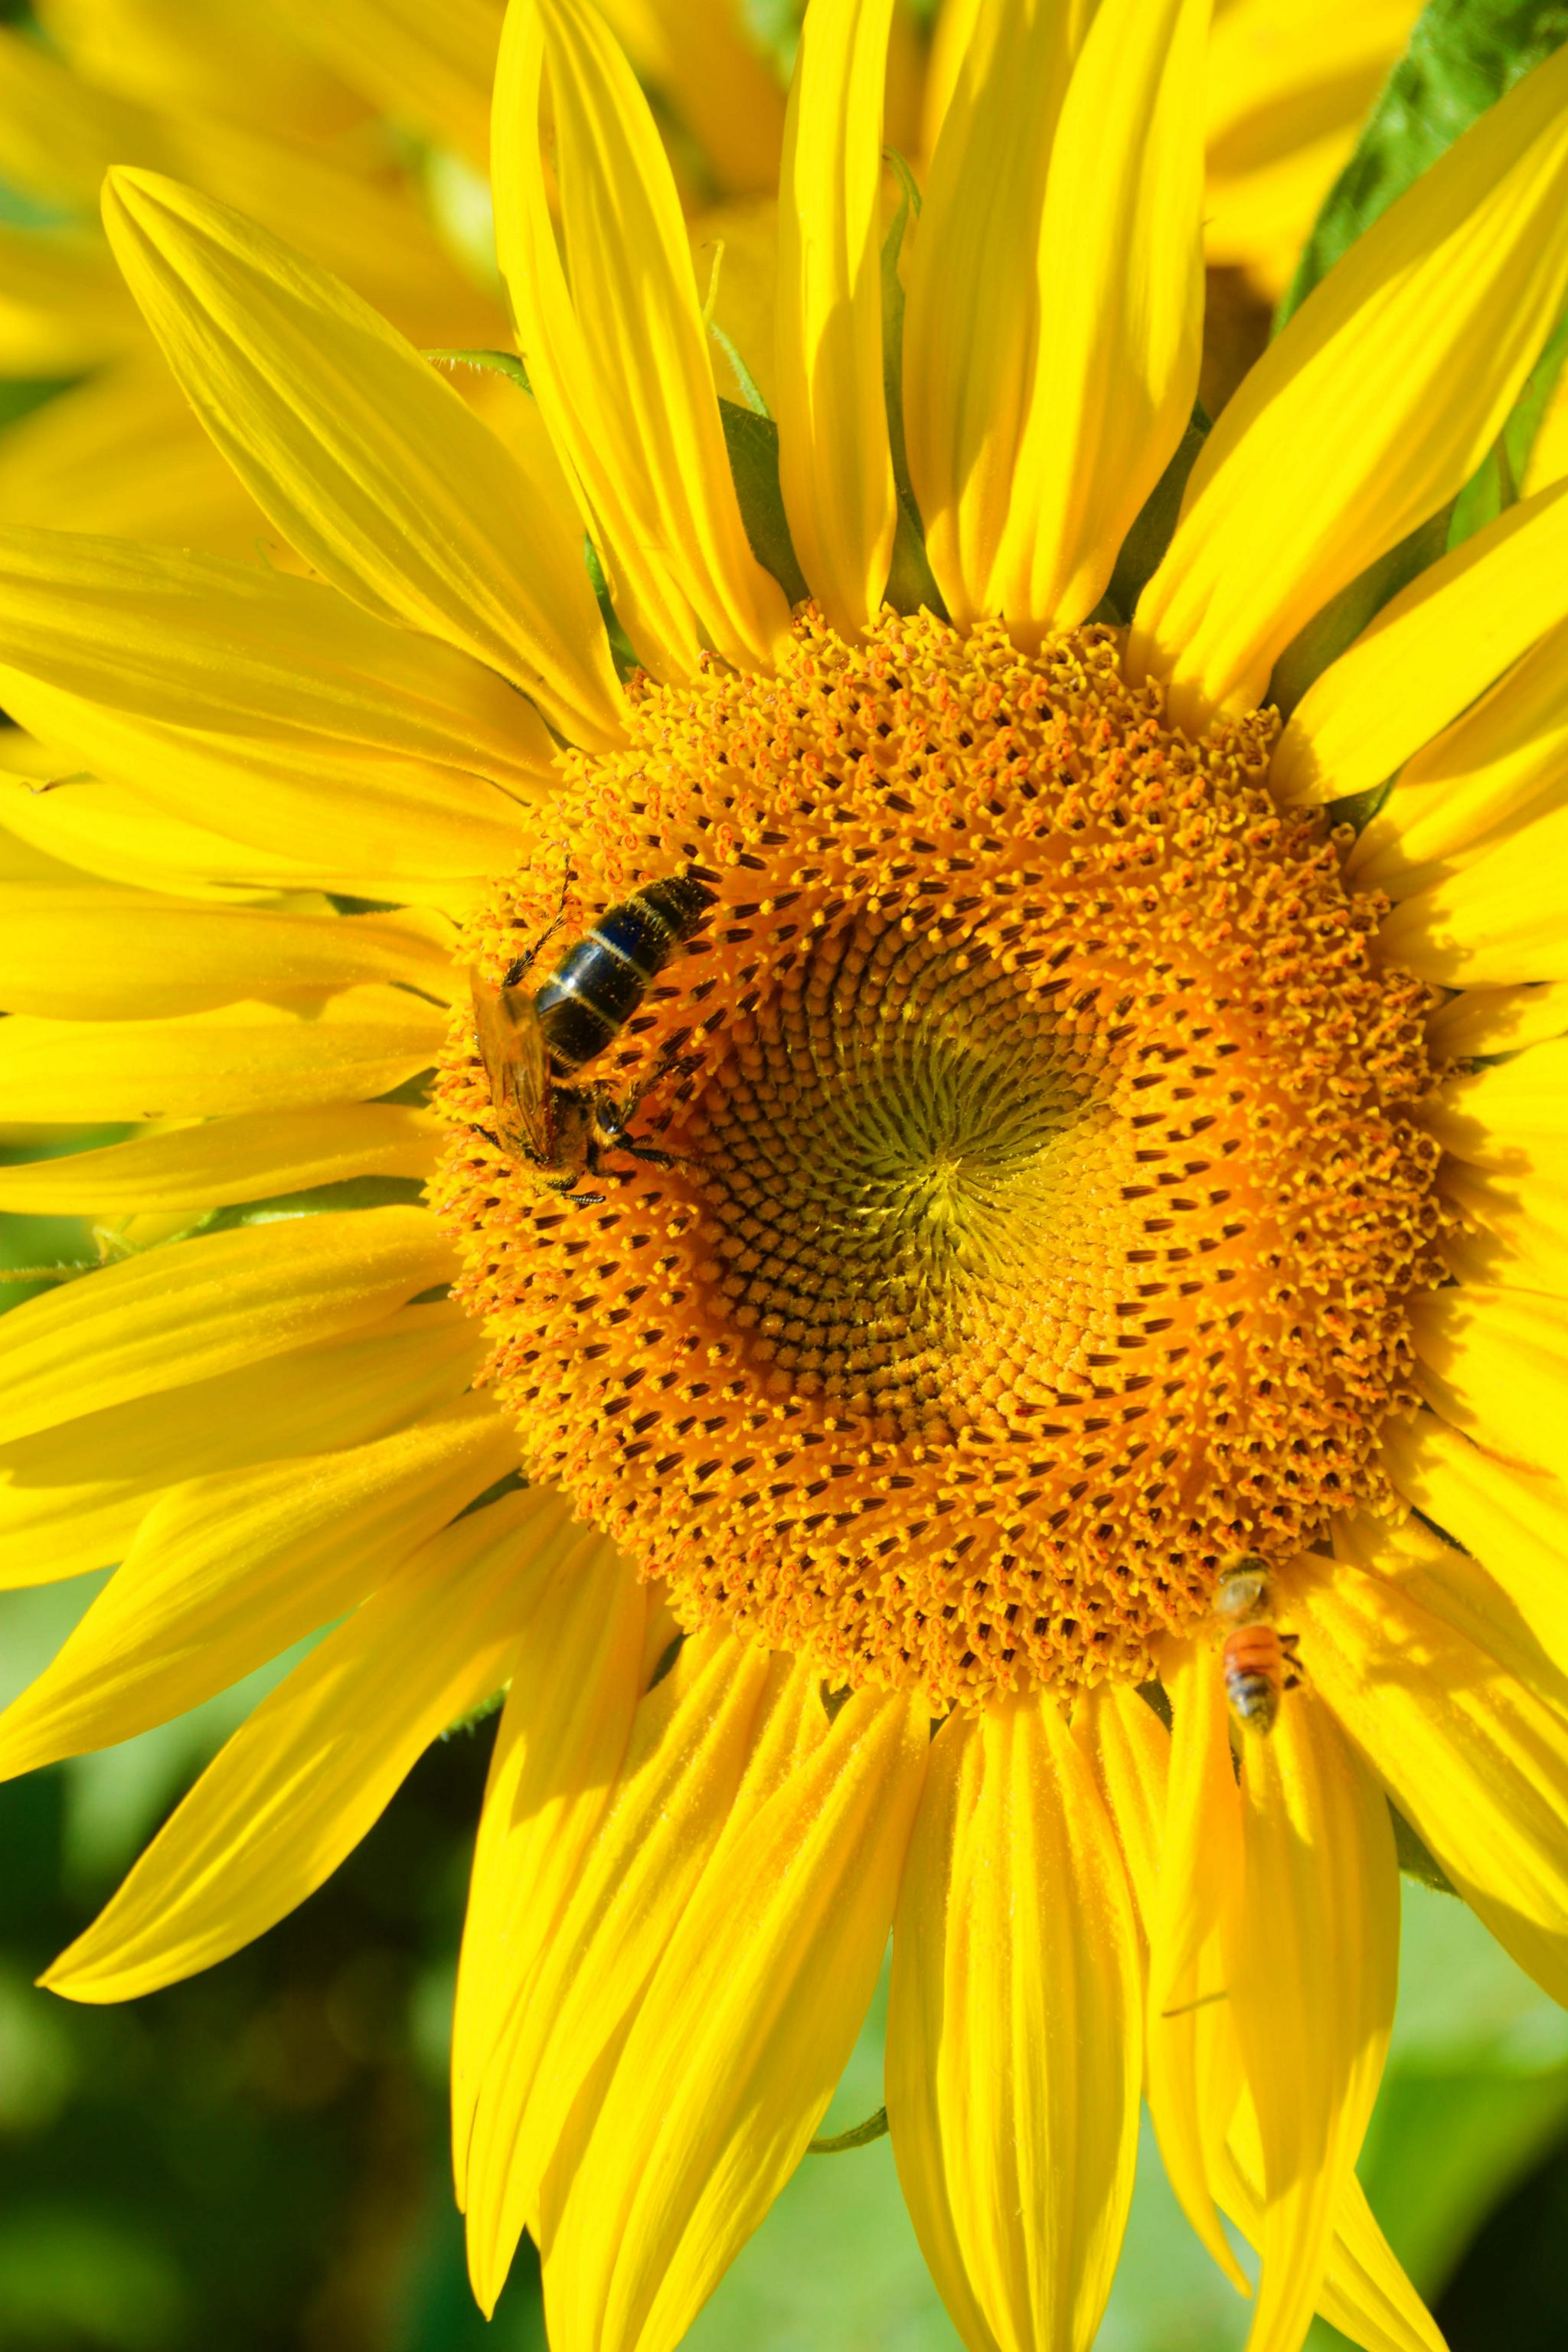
[0,1207,453,1446]
[463,1630,779,2310]
[541,1681,927,2352]
[45,1488,560,2001]
[774,0,897,637]
[1075,1677,1169,1940]
[1216,2103,1446,2352]
[1220,1687,1398,2352]
[1377,805,1568,985]
[1351,616,1568,897]
[1132,44,1568,732]
[101,168,624,750]
[0,1105,439,1214]
[0,892,454,1021]
[1145,1634,1250,2292]
[492,0,788,679]
[1378,1412,1568,1677]
[990,0,1207,636]
[0,989,449,1123]
[450,1530,649,2205]
[0,1396,516,1775]
[889,1694,1142,2352]
[1296,1550,1568,2005]
[1272,475,1568,808]
[0,527,553,881]
[904,0,1093,625]
[1426,981,1568,1060]
[1423,1034,1568,1166]
[1439,1160,1568,1294]
[1409,1284,1568,1472]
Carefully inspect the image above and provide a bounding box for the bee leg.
[469,1123,503,1152]
[503,853,577,986]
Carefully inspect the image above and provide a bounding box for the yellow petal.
[990,0,1207,636]
[0,1104,439,1214]
[1438,1160,1568,1295]
[1426,981,1568,1060]
[462,1630,780,2310]
[1295,1550,1568,2006]
[1075,1677,1170,1941]
[0,1396,515,1774]
[1377,805,1568,985]
[1220,1689,1399,2352]
[541,1681,928,2352]
[0,24,165,209]
[0,1206,453,1446]
[1272,475,1568,808]
[101,168,624,751]
[273,0,500,169]
[0,528,553,882]
[904,0,1093,625]
[1146,1635,1251,2295]
[0,1299,482,1589]
[0,891,454,1022]
[492,0,788,679]
[1409,1284,1568,1473]
[0,989,448,1124]
[1423,1034,1568,1166]
[0,222,140,377]
[774,0,897,637]
[595,0,786,199]
[888,1693,1142,2352]
[1216,2099,1446,2352]
[1378,1411,1568,1676]
[1132,44,1568,732]
[45,1487,560,2001]
[450,1529,649,2204]
[39,0,363,145]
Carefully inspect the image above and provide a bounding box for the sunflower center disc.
[438,616,1444,1705]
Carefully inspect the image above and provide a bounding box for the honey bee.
[1214,1555,1301,1736]
[469,871,714,1205]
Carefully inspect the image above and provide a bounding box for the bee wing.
[469,969,553,1158]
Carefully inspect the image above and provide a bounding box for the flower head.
[2,5,1568,2352]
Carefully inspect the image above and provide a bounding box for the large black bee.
[469,871,714,1204]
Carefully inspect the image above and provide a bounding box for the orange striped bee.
[1214,1556,1301,1735]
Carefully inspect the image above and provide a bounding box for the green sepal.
[879,152,946,620]
[442,1687,508,1740]
[1096,404,1210,626]
[201,1174,430,1235]
[1278,0,1568,330]
[424,347,533,394]
[1266,497,1455,722]
[583,534,642,681]
[1448,303,1568,548]
[808,2106,889,2154]
[1393,1803,1458,1895]
[720,400,810,606]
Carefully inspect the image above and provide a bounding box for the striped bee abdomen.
[534,874,714,1072]
[1221,1623,1286,1734]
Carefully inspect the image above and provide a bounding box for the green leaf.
[1279,0,1568,328]
[1099,405,1210,626]
[719,399,810,606]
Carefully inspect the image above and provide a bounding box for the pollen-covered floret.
[436,612,1445,1707]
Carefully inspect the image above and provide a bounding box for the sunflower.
[3,0,1568,2347]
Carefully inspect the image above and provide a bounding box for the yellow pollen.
[435,613,1445,1707]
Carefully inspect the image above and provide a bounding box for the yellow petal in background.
[273,0,502,172]
[1352,616,1568,897]
[0,1396,516,1775]
[0,1104,439,1214]
[774,0,897,639]
[0,24,167,210]
[541,1683,927,2352]
[0,1207,453,1446]
[1272,475,1568,808]
[101,169,624,751]
[0,892,454,1022]
[44,1487,558,2002]
[462,1632,779,2311]
[1220,1689,1399,2352]
[889,1694,1142,2352]
[904,0,1092,625]
[450,1530,649,2207]
[1297,1553,1568,2007]
[0,989,448,1123]
[36,0,364,144]
[596,0,786,198]
[1132,42,1568,731]
[1410,1285,1568,1476]
[0,222,142,377]
[990,0,1207,637]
